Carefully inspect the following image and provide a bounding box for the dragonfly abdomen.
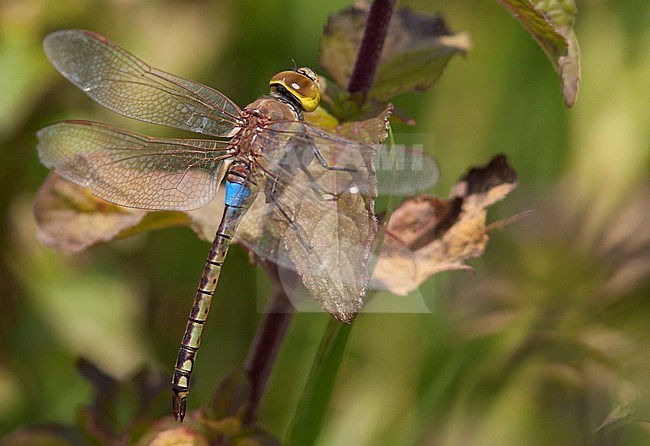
[172,168,258,421]
[172,233,227,420]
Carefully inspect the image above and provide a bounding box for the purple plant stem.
[242,263,297,424]
[346,0,396,100]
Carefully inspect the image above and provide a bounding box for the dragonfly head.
[269,67,321,113]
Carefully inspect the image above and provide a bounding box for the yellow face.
[269,67,321,112]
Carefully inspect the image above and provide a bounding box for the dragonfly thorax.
[231,98,301,164]
[269,67,321,113]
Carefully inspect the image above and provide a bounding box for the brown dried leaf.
[34,173,147,253]
[33,173,223,253]
[372,155,519,294]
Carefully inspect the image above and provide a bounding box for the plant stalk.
[346,0,396,101]
[242,263,297,424]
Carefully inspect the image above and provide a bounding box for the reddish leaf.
[33,173,225,253]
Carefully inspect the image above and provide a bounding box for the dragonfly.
[36,29,434,421]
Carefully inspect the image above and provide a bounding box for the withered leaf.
[34,173,224,253]
[372,155,520,294]
[497,0,580,106]
[34,173,147,253]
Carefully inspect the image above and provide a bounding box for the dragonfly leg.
[279,155,353,202]
[268,193,313,252]
[295,165,341,201]
[311,146,356,172]
[299,132,367,198]
[303,132,357,173]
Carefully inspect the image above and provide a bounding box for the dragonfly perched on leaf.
[36,29,437,421]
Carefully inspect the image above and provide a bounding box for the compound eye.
[269,68,321,112]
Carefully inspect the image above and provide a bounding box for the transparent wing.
[235,118,440,263]
[43,29,242,137]
[37,120,232,210]
[233,121,379,320]
[257,120,439,196]
[236,119,378,258]
[234,120,430,316]
[374,144,440,196]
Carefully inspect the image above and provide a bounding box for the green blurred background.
[1,0,649,444]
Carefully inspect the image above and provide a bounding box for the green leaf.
[319,5,471,103]
[287,320,353,446]
[497,0,580,106]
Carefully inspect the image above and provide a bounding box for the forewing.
[37,121,230,210]
[43,29,242,137]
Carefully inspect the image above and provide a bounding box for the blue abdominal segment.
[225,179,251,207]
